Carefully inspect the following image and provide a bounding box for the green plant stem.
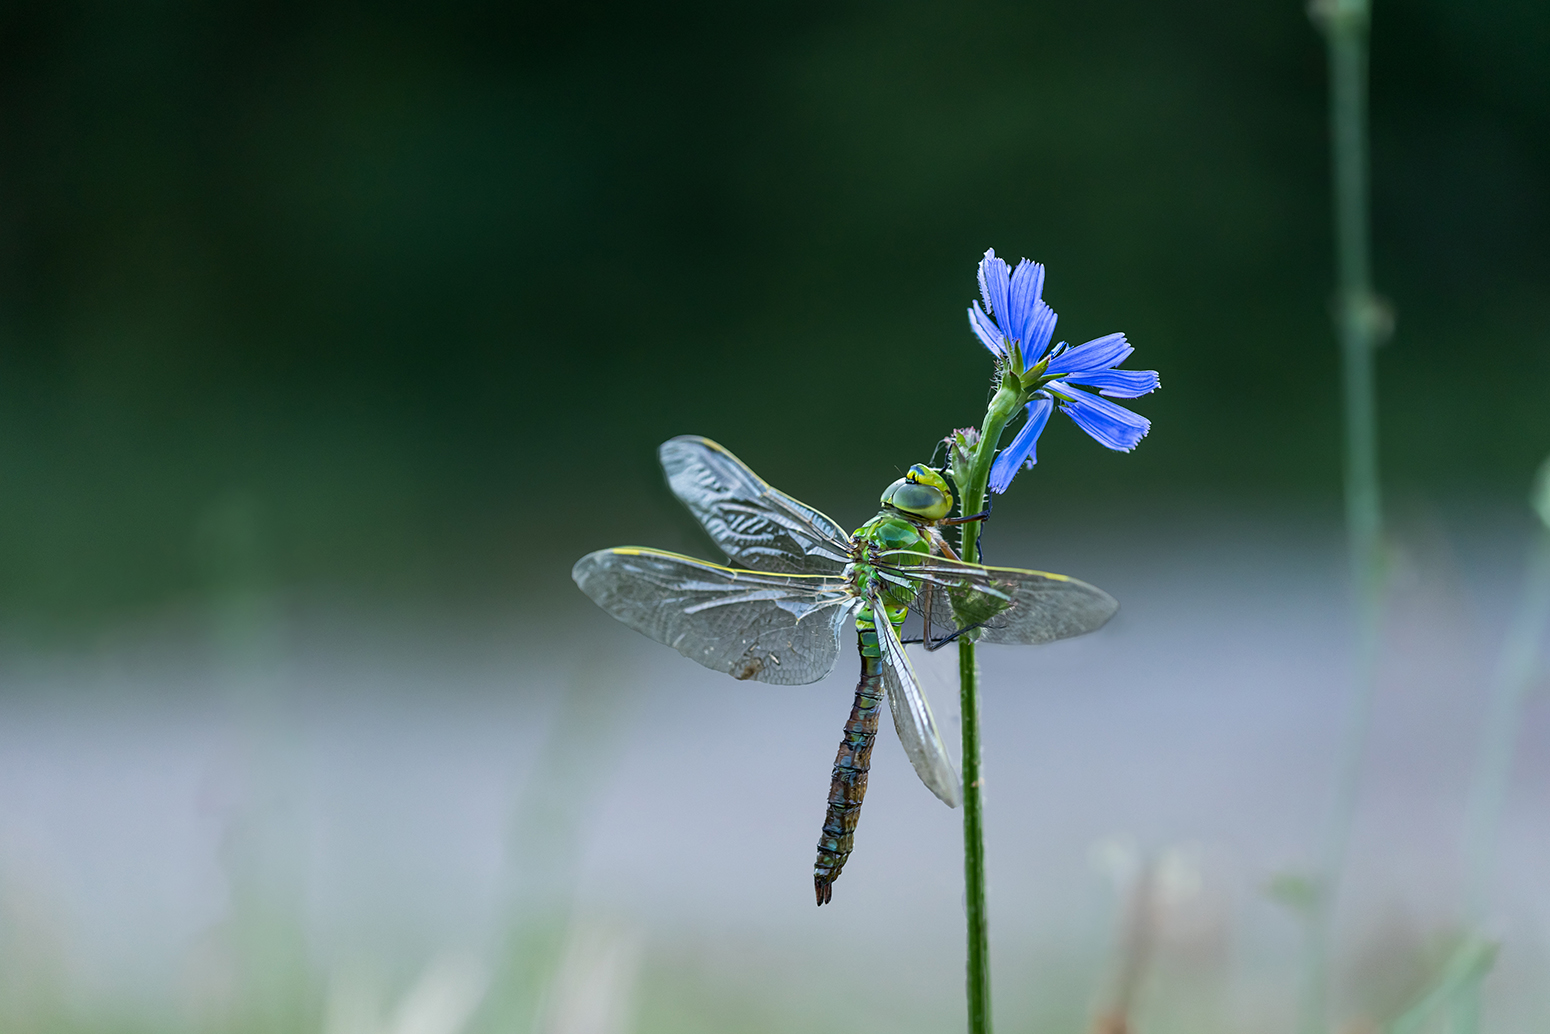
[958,638,990,1034]
[1301,4,1384,1034]
[954,383,1025,1034]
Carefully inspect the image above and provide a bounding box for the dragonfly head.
[880,463,954,521]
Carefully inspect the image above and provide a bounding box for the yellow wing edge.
[597,546,849,581]
[876,549,1074,583]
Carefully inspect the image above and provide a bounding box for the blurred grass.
[3,518,1550,1033]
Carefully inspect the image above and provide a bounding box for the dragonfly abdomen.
[814,647,885,906]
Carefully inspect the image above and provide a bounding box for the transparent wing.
[872,590,961,808]
[659,436,853,574]
[572,547,858,685]
[881,553,1119,646]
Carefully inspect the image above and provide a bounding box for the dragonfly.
[571,435,1118,905]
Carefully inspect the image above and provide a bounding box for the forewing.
[572,547,857,685]
[659,436,853,574]
[873,592,961,808]
[884,554,1119,646]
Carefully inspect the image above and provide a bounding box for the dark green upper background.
[0,0,1546,627]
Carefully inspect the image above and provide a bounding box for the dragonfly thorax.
[849,513,931,615]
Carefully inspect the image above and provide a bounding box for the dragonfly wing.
[884,553,1118,645]
[659,436,854,574]
[872,591,961,808]
[573,547,858,686]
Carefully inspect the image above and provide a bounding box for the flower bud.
[945,427,981,491]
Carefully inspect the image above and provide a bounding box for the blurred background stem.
[1462,465,1550,920]
[1301,2,1386,1032]
[1447,461,1550,1033]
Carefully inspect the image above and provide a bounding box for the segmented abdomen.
[813,641,885,905]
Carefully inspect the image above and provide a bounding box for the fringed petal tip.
[1054,382,1151,452]
[987,398,1053,494]
[979,252,1012,335]
[968,302,1005,357]
[1065,368,1160,399]
[987,450,1019,495]
[976,251,996,322]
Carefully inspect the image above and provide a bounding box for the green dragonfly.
[572,436,1117,905]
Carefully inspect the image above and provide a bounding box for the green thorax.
[854,510,930,556]
[850,462,954,658]
[851,512,930,657]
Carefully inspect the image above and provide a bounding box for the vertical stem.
[959,638,991,1034]
[954,384,1023,1034]
[1302,4,1384,1033]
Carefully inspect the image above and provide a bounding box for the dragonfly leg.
[898,576,984,651]
[928,527,963,562]
[940,509,991,525]
[941,494,994,526]
[940,498,992,561]
[814,646,885,906]
[921,621,986,652]
[907,563,986,651]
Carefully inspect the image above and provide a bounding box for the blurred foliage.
[0,0,1545,626]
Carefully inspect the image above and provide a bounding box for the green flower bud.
[945,427,981,492]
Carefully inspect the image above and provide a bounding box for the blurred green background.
[0,0,1545,628]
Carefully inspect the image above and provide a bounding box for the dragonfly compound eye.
[880,477,952,521]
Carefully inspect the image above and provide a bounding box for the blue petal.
[1044,332,1131,376]
[1025,302,1058,362]
[1051,382,1150,451]
[1007,259,1045,345]
[978,250,1012,337]
[1065,368,1160,398]
[977,252,993,320]
[988,397,1053,494]
[968,302,1005,356]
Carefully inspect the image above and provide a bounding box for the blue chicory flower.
[971,249,1159,493]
